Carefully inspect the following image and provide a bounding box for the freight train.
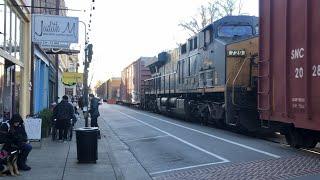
[120,2,320,149]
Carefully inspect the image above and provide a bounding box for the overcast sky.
[65,0,259,87]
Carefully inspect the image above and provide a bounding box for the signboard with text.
[25,118,42,141]
[62,72,83,86]
[32,14,79,49]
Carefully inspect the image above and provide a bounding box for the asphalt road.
[100,104,320,180]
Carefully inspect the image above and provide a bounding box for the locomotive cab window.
[194,37,198,49]
[218,25,253,37]
[181,44,187,54]
[205,29,212,45]
[189,39,193,51]
[255,25,259,35]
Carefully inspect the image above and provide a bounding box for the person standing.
[89,94,100,128]
[78,96,84,110]
[53,95,75,142]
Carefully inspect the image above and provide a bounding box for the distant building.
[96,77,121,104]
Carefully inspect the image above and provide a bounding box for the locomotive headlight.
[227,50,246,57]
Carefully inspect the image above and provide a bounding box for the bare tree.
[179,0,243,35]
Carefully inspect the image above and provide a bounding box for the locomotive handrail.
[231,57,256,109]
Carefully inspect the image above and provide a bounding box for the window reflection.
[0,0,4,49]
[5,4,11,52]
[1,2,22,61]
[16,18,21,59]
[0,58,4,120]
[11,12,16,56]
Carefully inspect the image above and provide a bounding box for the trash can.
[75,127,99,163]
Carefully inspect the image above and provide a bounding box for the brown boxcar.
[259,0,320,147]
[120,57,154,105]
[106,77,121,103]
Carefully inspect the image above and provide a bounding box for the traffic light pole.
[83,48,89,127]
[83,44,93,127]
[79,20,90,127]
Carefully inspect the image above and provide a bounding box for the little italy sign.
[32,14,79,49]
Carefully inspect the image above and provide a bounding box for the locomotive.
[144,16,261,132]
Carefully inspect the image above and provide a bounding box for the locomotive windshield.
[218,25,253,37]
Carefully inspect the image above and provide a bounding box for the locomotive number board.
[227,50,246,57]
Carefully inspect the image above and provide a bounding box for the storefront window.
[1,2,22,59]
[5,4,11,53]
[0,57,4,121]
[16,17,21,59]
[11,12,16,57]
[0,0,4,50]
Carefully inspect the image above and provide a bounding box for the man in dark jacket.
[53,95,75,141]
[89,94,100,128]
[0,114,32,171]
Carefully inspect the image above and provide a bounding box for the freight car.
[144,16,260,131]
[106,77,121,104]
[259,0,320,148]
[120,57,154,106]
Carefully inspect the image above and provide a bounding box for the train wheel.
[285,128,317,149]
[285,128,302,148]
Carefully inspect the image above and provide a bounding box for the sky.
[65,0,259,87]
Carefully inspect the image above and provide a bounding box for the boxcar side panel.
[259,0,320,131]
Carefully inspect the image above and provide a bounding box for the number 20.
[295,67,303,79]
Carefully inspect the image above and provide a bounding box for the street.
[99,104,320,180]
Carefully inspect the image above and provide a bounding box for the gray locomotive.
[144,16,260,131]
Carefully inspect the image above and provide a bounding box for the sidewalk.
[12,112,151,180]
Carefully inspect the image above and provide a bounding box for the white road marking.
[125,108,281,159]
[125,135,169,142]
[116,110,230,163]
[150,161,226,175]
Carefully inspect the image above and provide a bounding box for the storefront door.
[3,60,15,120]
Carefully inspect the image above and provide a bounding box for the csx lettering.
[291,48,304,60]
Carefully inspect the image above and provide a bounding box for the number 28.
[312,65,320,77]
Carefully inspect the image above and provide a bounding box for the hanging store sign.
[32,14,79,49]
[38,41,70,49]
[62,72,83,86]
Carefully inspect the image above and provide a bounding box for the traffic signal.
[87,44,93,62]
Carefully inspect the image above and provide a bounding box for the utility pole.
[30,0,35,115]
[83,44,93,127]
[55,0,60,103]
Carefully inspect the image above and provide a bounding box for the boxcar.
[259,0,320,148]
[106,77,121,104]
[120,57,154,105]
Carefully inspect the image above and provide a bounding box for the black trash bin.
[75,127,99,163]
